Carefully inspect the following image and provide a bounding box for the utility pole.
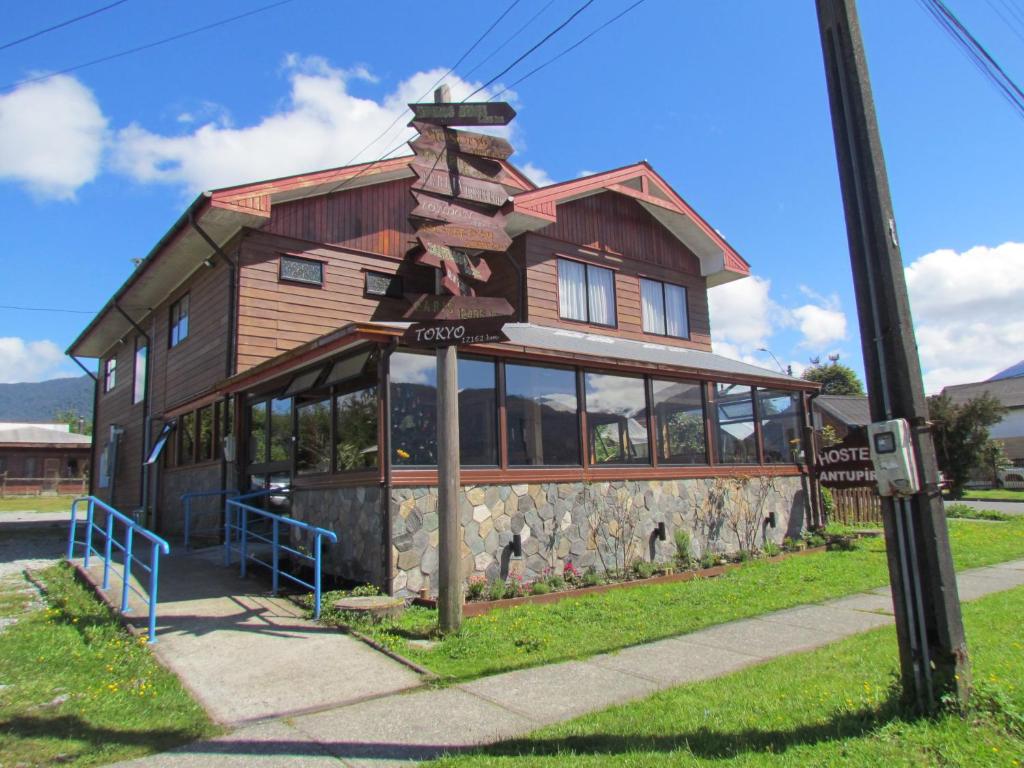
[815,0,969,710]
[433,84,463,634]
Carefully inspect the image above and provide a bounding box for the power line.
[461,0,559,82]
[491,0,650,101]
[0,0,130,52]
[322,0,522,197]
[985,0,1024,46]
[0,304,97,315]
[2,0,297,93]
[463,0,597,102]
[917,0,1024,119]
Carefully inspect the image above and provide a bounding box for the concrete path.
[945,499,1024,516]
[116,558,1024,768]
[79,548,423,727]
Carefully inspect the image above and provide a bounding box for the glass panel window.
[506,363,580,466]
[198,406,214,462]
[585,372,649,465]
[714,383,757,464]
[652,379,707,465]
[104,357,117,393]
[325,350,372,387]
[459,358,498,466]
[335,386,378,471]
[133,341,147,404]
[269,398,292,463]
[284,366,324,396]
[640,278,689,339]
[180,411,196,465]
[389,352,496,467]
[280,255,324,286]
[758,389,802,463]
[558,258,615,326]
[296,398,331,475]
[249,401,267,464]
[169,294,189,347]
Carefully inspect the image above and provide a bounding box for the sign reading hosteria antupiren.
[817,427,876,489]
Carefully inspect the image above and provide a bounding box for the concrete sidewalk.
[117,558,1024,768]
[80,547,423,726]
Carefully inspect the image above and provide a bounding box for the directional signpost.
[405,86,517,633]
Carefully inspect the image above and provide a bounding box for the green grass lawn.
[325,518,1024,683]
[0,494,79,514]
[0,563,216,767]
[428,585,1024,767]
[961,489,1024,502]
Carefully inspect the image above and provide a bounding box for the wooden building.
[0,422,91,496]
[69,156,818,594]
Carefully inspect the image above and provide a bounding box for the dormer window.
[557,258,615,327]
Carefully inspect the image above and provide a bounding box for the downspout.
[69,355,99,497]
[805,390,824,528]
[115,303,151,524]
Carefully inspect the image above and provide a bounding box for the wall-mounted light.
[511,533,522,557]
[655,522,667,542]
[202,258,214,268]
[766,512,777,529]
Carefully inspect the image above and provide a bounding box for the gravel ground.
[0,518,65,580]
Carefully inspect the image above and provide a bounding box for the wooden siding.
[523,194,712,350]
[92,336,143,510]
[265,177,418,259]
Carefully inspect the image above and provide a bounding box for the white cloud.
[0,75,107,200]
[708,275,779,351]
[791,304,847,349]
[112,56,513,194]
[906,242,1024,392]
[0,338,74,383]
[519,162,555,188]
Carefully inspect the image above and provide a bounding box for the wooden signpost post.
[405,85,517,633]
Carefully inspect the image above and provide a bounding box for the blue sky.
[1,0,1022,392]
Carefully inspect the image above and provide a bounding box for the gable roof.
[0,424,92,447]
[990,360,1024,381]
[813,395,871,428]
[506,162,750,286]
[942,377,1024,409]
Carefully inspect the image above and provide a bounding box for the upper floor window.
[558,258,615,327]
[103,357,117,393]
[640,278,689,338]
[133,340,147,404]
[169,294,189,347]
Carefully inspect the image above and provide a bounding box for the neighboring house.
[0,422,91,495]
[812,395,870,441]
[68,156,817,595]
[941,362,1024,469]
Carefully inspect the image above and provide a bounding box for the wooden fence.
[829,486,883,526]
[0,475,88,497]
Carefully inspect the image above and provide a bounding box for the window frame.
[639,277,690,340]
[556,257,618,329]
[169,294,190,348]
[279,254,325,287]
[103,356,117,394]
[132,338,147,405]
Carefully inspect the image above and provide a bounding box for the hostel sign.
[817,428,876,489]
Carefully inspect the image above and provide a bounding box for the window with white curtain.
[557,258,616,326]
[640,278,689,339]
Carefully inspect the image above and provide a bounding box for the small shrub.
[781,536,801,552]
[673,528,693,568]
[504,575,525,599]
[530,581,551,596]
[820,486,835,518]
[632,560,656,580]
[466,577,487,601]
[563,561,582,584]
[582,567,603,587]
[762,541,782,558]
[737,549,752,563]
[802,529,826,548]
[545,575,565,590]
[699,551,718,570]
[487,579,506,602]
[946,503,1010,521]
[827,533,857,551]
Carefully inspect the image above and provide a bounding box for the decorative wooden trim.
[292,471,381,490]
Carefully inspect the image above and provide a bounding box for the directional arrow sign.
[411,121,513,160]
[402,318,509,349]
[440,263,474,297]
[417,218,512,253]
[409,101,516,127]
[416,238,493,282]
[410,191,508,229]
[411,165,509,207]
[403,294,515,322]
[408,142,508,183]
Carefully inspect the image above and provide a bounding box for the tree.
[53,407,92,436]
[927,392,1007,498]
[980,439,1011,487]
[801,360,865,395]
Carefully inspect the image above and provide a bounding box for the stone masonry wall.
[291,485,386,588]
[391,476,808,597]
[157,463,223,539]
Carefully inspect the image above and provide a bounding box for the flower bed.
[413,546,829,618]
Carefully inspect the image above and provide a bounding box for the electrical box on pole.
[815,0,970,711]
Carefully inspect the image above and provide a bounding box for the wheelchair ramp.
[78,547,423,726]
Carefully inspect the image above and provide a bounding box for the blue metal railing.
[66,496,170,643]
[224,492,337,619]
[181,488,239,550]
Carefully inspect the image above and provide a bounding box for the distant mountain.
[0,375,95,423]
